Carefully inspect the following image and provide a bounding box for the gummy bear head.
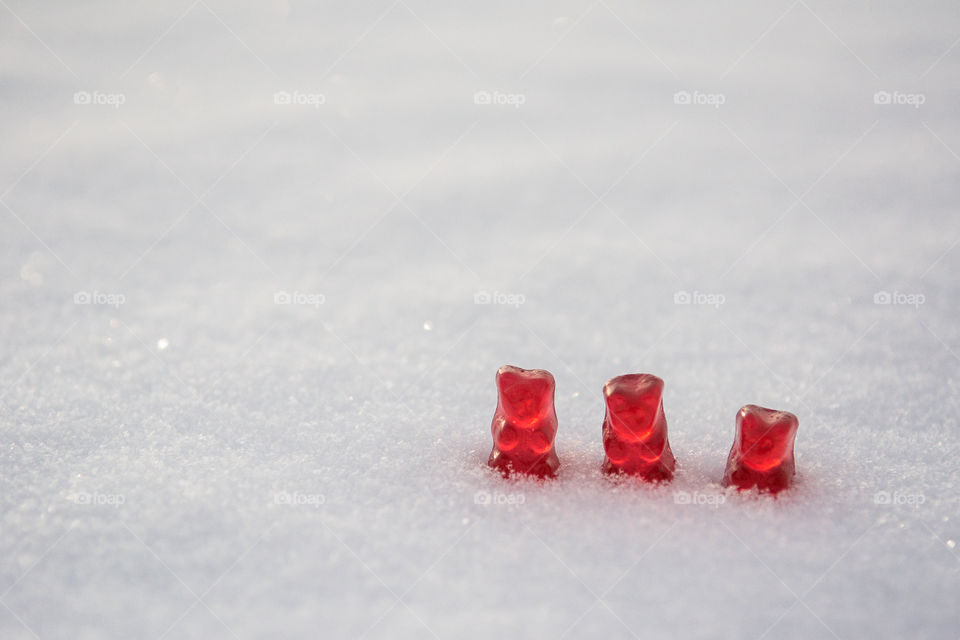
[736,405,798,471]
[495,365,555,427]
[603,374,664,440]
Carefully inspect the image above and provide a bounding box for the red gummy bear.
[723,405,799,493]
[601,374,676,481]
[488,365,560,478]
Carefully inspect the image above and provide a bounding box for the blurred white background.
[1,1,959,638]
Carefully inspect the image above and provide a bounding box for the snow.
[2,1,959,638]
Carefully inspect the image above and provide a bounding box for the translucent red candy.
[601,374,676,481]
[488,365,560,478]
[723,405,799,493]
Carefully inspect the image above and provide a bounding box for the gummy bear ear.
[771,412,799,442]
[495,367,517,391]
[737,408,757,436]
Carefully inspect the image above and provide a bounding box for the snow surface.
[2,1,959,638]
